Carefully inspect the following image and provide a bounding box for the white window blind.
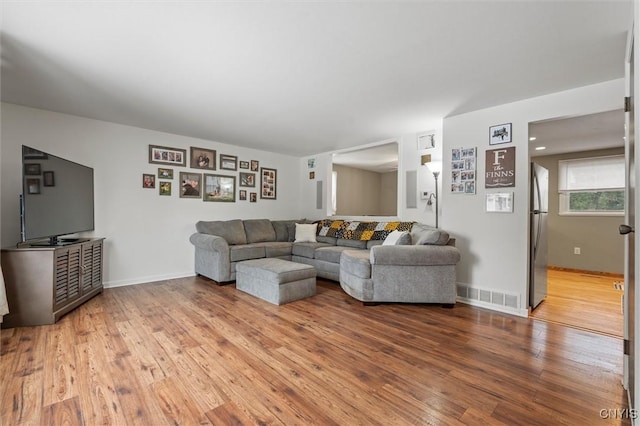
[558,155,625,192]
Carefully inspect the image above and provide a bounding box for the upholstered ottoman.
[236,258,316,305]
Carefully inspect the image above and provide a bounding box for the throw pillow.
[382,230,411,246]
[294,223,318,243]
[410,223,450,245]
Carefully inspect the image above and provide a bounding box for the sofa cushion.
[295,223,318,242]
[230,244,265,262]
[263,242,293,258]
[292,242,332,259]
[272,220,293,242]
[337,239,368,249]
[316,236,338,245]
[340,250,372,279]
[244,219,276,243]
[410,223,450,245]
[382,230,412,246]
[196,219,247,245]
[367,240,384,249]
[272,219,307,242]
[314,246,354,263]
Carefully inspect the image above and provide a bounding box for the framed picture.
[239,172,255,187]
[179,172,202,198]
[260,167,277,200]
[158,168,173,179]
[309,171,315,180]
[149,145,187,166]
[203,174,236,202]
[486,192,514,213]
[489,123,512,145]
[451,147,477,194]
[239,189,247,200]
[43,171,55,187]
[190,147,216,170]
[23,147,48,160]
[250,192,257,202]
[239,161,250,169]
[24,163,41,175]
[417,132,436,150]
[220,154,238,171]
[250,160,259,172]
[143,173,156,188]
[26,178,40,194]
[159,181,172,196]
[485,147,516,188]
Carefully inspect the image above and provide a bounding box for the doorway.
[527,111,626,336]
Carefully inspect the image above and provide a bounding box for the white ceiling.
[0,1,632,157]
[529,109,625,157]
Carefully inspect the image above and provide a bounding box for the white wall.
[443,79,624,316]
[0,103,302,287]
[298,124,445,224]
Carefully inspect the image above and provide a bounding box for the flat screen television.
[21,145,95,246]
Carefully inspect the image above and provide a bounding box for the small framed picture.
[250,192,257,202]
[220,154,238,171]
[309,171,315,180]
[486,192,514,213]
[143,173,156,188]
[239,161,250,169]
[239,172,255,187]
[43,171,55,187]
[159,181,172,196]
[24,163,41,175]
[23,147,48,160]
[239,189,247,200]
[203,174,236,202]
[149,145,187,166]
[26,178,40,194]
[190,147,216,170]
[250,160,259,172]
[158,168,173,179]
[179,172,202,199]
[260,167,277,200]
[489,123,512,145]
[417,132,435,150]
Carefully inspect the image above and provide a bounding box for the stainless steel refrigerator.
[529,162,549,310]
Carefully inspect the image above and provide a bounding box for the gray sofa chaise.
[189,218,461,305]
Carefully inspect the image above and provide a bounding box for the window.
[558,155,625,215]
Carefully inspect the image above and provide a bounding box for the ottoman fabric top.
[236,258,316,284]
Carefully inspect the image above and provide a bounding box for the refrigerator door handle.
[620,224,635,235]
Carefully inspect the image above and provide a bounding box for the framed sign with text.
[485,147,516,188]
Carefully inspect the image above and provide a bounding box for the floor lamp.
[423,160,442,229]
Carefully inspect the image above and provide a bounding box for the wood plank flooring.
[1,276,631,425]
[530,269,624,338]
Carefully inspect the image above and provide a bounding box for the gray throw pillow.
[411,223,450,245]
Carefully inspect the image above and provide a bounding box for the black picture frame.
[43,171,55,187]
[489,123,512,145]
[24,163,41,176]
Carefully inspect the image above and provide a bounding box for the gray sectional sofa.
[189,218,461,305]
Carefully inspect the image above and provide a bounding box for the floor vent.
[456,284,520,310]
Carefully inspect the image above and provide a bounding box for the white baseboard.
[456,297,529,318]
[104,271,196,288]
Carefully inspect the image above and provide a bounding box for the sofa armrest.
[370,245,461,266]
[189,233,230,252]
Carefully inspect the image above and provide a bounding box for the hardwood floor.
[530,269,624,338]
[1,276,631,425]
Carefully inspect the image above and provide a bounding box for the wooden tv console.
[1,238,104,328]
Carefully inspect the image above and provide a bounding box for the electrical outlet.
[574,247,581,255]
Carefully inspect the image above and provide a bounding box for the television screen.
[21,146,94,244]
